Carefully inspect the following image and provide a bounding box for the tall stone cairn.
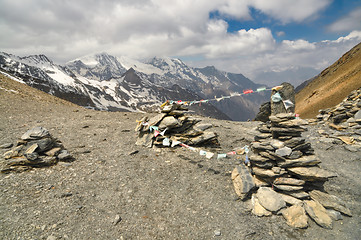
[232,84,352,229]
[246,113,352,229]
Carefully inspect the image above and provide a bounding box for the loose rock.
[282,204,309,228]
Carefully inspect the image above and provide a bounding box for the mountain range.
[0,52,269,121]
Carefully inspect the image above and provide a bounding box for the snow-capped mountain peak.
[1,51,269,121]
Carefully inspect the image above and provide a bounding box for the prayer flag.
[200,150,207,156]
[243,89,253,94]
[217,153,227,159]
[171,140,181,147]
[282,99,294,110]
[257,87,266,92]
[271,92,282,103]
[206,152,214,159]
[154,130,160,137]
[163,138,170,146]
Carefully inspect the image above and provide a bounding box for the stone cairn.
[135,103,218,148]
[314,88,361,147]
[1,127,73,173]
[232,113,352,229]
[316,87,361,128]
[232,83,352,229]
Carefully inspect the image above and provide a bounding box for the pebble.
[113,214,122,225]
[214,230,221,236]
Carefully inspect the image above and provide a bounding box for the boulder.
[256,187,286,212]
[158,116,181,129]
[254,102,271,122]
[270,82,295,115]
[231,165,255,200]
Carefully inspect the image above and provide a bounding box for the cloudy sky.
[1,0,361,86]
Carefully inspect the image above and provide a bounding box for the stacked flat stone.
[251,113,336,194]
[135,104,218,148]
[232,113,352,229]
[316,88,361,128]
[1,127,72,173]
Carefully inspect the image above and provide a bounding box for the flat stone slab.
[143,113,167,131]
[309,190,352,216]
[252,195,272,217]
[279,193,303,206]
[287,166,337,181]
[252,142,274,151]
[252,167,284,178]
[284,191,309,200]
[190,131,217,145]
[249,154,272,162]
[304,200,333,229]
[274,184,303,192]
[273,177,305,186]
[21,126,50,140]
[279,156,321,168]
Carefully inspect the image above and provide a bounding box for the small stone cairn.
[1,127,73,173]
[135,103,218,148]
[314,88,361,146]
[316,87,361,129]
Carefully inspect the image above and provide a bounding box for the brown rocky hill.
[295,42,361,118]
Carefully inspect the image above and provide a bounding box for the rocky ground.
[0,76,360,240]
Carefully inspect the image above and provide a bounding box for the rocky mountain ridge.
[0,52,269,121]
[295,42,361,118]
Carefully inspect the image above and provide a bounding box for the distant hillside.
[295,42,361,118]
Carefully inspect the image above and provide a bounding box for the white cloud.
[0,0,360,87]
[328,7,361,33]
[276,31,285,37]
[281,39,316,51]
[251,0,332,23]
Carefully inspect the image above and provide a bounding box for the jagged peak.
[17,54,54,66]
